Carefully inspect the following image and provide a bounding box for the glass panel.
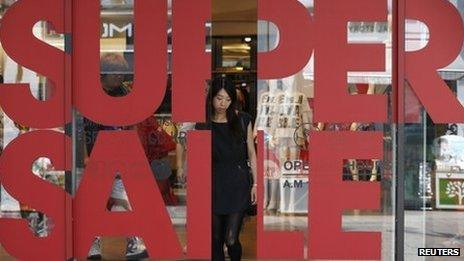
[71,0,195,259]
[0,0,67,259]
[257,0,395,259]
[403,1,464,259]
[77,1,135,253]
[0,0,406,259]
[210,0,257,258]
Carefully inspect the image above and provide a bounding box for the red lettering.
[172,0,210,122]
[256,131,305,259]
[0,131,72,260]
[0,0,69,128]
[73,0,167,126]
[314,0,388,123]
[309,131,382,259]
[258,0,313,79]
[186,131,211,259]
[256,0,313,258]
[405,0,464,123]
[73,131,182,259]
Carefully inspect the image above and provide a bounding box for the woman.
[196,78,257,261]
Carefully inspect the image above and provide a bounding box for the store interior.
[1,0,464,260]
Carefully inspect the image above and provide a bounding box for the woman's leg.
[224,212,245,261]
[213,213,226,261]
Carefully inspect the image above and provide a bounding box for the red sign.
[0,0,463,260]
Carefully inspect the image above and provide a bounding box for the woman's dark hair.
[206,77,241,137]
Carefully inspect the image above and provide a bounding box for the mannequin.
[175,122,195,184]
[255,72,313,212]
[354,84,381,182]
[254,80,280,212]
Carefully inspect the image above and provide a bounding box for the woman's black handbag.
[246,204,257,216]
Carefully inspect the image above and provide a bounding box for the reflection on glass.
[0,5,65,260]
[257,0,395,260]
[403,1,464,259]
[221,39,252,70]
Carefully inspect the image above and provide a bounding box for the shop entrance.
[0,0,464,260]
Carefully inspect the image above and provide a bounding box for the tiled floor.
[1,209,464,260]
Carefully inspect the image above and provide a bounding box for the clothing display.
[254,91,279,156]
[255,91,312,141]
[136,116,176,162]
[324,122,380,180]
[2,0,457,259]
[255,73,313,213]
[255,90,312,174]
[323,123,352,131]
[355,123,378,179]
[1,114,24,212]
[176,122,195,177]
[274,91,312,142]
[177,122,195,146]
[137,115,178,205]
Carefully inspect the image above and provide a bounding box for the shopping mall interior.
[1,0,464,260]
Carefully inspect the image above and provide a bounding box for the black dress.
[197,113,252,215]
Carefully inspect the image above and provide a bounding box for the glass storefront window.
[1,0,464,260]
[403,1,464,259]
[0,1,66,259]
[257,1,395,259]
